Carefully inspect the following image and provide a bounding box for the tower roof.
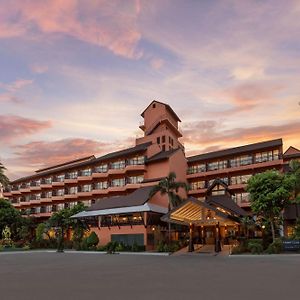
[141,100,181,122]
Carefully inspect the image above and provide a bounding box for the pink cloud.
[11,137,134,170]
[0,115,52,143]
[0,79,33,103]
[0,0,142,59]
[182,119,300,154]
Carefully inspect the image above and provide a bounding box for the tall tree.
[288,160,300,218]
[247,170,293,242]
[47,203,87,252]
[0,163,10,190]
[149,172,189,243]
[0,199,22,239]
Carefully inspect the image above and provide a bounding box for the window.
[255,149,280,163]
[81,184,92,192]
[157,137,160,144]
[187,164,206,174]
[111,178,126,187]
[207,160,227,171]
[127,156,145,165]
[230,155,252,167]
[162,145,166,152]
[232,192,250,204]
[67,171,78,179]
[94,164,108,173]
[94,181,108,190]
[80,169,92,176]
[55,189,64,196]
[230,174,252,185]
[190,181,205,190]
[152,103,156,108]
[128,176,144,184]
[162,135,166,143]
[68,186,78,194]
[110,160,125,169]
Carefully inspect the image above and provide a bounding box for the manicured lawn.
[0,252,299,300]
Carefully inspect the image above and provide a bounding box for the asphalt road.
[0,252,299,300]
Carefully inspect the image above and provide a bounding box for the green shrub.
[247,240,263,254]
[115,242,126,252]
[265,239,283,254]
[156,241,165,252]
[86,232,99,248]
[0,245,3,252]
[80,237,89,251]
[22,245,30,251]
[106,241,119,254]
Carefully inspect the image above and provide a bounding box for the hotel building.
[3,101,300,249]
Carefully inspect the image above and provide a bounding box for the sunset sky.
[0,0,300,180]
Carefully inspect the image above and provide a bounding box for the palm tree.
[289,160,300,219]
[0,163,10,193]
[149,172,189,244]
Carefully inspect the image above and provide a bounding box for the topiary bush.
[86,232,99,249]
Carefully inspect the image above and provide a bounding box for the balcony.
[77,170,93,181]
[30,181,41,191]
[40,179,52,188]
[92,188,108,195]
[125,164,146,172]
[77,190,93,197]
[108,167,126,175]
[19,184,31,193]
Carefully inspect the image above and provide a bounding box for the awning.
[161,197,240,226]
[72,203,167,218]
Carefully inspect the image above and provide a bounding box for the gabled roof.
[161,197,241,226]
[206,195,248,217]
[283,146,300,158]
[86,186,154,211]
[145,148,180,164]
[141,100,181,122]
[206,178,234,196]
[187,139,283,163]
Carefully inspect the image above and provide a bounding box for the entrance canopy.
[161,197,245,226]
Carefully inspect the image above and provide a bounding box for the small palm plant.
[149,172,189,244]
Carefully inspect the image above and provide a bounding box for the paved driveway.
[0,252,299,300]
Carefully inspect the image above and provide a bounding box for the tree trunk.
[270,220,275,243]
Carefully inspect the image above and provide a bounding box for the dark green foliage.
[86,231,99,248]
[47,203,87,252]
[247,240,263,254]
[156,240,181,252]
[0,199,22,239]
[35,223,47,242]
[265,239,283,254]
[247,170,294,242]
[149,172,189,209]
[106,241,119,253]
[292,218,300,239]
[0,163,9,189]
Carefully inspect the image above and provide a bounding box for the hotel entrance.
[161,196,247,252]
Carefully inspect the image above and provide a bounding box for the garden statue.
[2,226,13,247]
